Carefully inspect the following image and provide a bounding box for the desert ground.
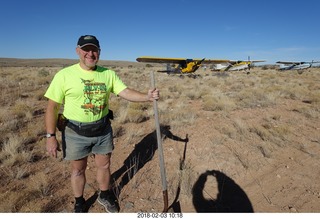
[0,58,319,213]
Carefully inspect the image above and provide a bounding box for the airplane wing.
[202,59,230,64]
[276,61,320,65]
[249,60,265,63]
[136,56,188,64]
[136,56,229,64]
[276,61,302,65]
[229,60,265,64]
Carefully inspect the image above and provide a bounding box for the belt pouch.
[67,116,110,137]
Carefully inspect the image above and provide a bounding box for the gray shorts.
[62,125,114,160]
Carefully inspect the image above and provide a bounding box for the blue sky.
[1,0,319,64]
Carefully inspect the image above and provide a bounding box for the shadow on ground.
[192,170,254,212]
[110,125,188,212]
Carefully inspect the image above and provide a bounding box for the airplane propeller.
[191,58,205,73]
[247,56,251,74]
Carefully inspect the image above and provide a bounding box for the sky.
[1,0,320,64]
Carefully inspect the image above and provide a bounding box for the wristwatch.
[45,133,56,138]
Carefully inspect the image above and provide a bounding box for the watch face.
[46,133,55,138]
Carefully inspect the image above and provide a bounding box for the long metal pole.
[150,71,168,212]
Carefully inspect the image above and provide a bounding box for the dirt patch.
[0,61,319,213]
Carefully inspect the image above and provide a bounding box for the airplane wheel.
[188,74,198,79]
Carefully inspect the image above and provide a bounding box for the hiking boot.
[97,192,119,213]
[74,201,86,213]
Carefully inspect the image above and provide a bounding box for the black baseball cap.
[77,35,100,48]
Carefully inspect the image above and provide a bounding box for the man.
[44,35,159,213]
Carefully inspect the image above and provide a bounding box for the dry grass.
[1,59,320,212]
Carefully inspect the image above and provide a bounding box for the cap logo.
[84,36,94,40]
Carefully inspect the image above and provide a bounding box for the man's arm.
[45,99,60,133]
[45,99,61,158]
[118,88,159,102]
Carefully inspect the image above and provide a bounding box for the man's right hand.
[46,137,61,158]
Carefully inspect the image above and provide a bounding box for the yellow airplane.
[136,56,229,74]
[211,58,265,72]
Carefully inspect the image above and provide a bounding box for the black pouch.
[67,116,110,137]
[57,113,69,132]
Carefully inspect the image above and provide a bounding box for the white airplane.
[211,58,265,72]
[276,60,320,70]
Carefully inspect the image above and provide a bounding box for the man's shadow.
[192,170,254,212]
[111,125,188,199]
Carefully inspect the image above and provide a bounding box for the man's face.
[76,45,100,70]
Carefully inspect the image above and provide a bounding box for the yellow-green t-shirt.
[44,63,127,122]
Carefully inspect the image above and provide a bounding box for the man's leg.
[95,154,119,213]
[71,157,88,196]
[95,154,111,190]
[71,157,88,212]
